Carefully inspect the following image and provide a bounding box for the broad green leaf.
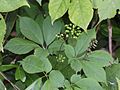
[36,0,42,6]
[0,0,29,12]
[114,0,120,9]
[43,16,63,46]
[75,30,96,56]
[65,45,75,58]
[4,38,39,54]
[86,50,114,67]
[116,78,120,90]
[105,64,120,83]
[48,39,64,54]
[68,0,93,30]
[15,67,26,82]
[19,17,43,45]
[64,80,73,90]
[0,64,17,72]
[90,0,102,9]
[82,61,106,83]
[34,48,49,58]
[34,49,52,73]
[25,74,39,86]
[41,80,58,90]
[98,0,117,21]
[35,14,44,29]
[49,0,70,22]
[0,80,6,90]
[70,59,82,72]
[21,55,44,73]
[0,14,6,52]
[71,74,81,84]
[40,57,52,73]
[25,78,42,90]
[5,11,17,39]
[49,70,65,88]
[74,78,103,90]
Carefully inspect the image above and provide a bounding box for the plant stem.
[0,72,20,90]
[107,19,112,55]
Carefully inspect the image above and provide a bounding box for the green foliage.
[0,0,29,12]
[0,0,120,90]
[43,16,63,46]
[0,80,6,90]
[75,30,96,56]
[4,38,39,54]
[49,0,70,23]
[19,16,44,45]
[15,66,26,82]
[25,78,42,90]
[0,14,6,52]
[69,0,93,30]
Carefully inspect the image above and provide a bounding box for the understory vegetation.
[0,0,120,90]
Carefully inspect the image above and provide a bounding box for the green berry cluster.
[56,54,66,63]
[65,23,81,39]
[56,23,82,39]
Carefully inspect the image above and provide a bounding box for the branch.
[107,19,112,55]
[0,72,20,90]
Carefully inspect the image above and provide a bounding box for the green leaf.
[49,0,70,22]
[35,14,44,29]
[41,80,58,90]
[23,3,40,19]
[25,78,42,90]
[0,0,29,12]
[43,16,63,46]
[75,30,96,56]
[0,14,6,52]
[90,0,102,9]
[0,80,6,90]
[4,38,39,54]
[64,80,73,90]
[114,0,120,10]
[71,74,81,84]
[86,50,114,67]
[48,39,64,54]
[15,67,26,82]
[0,64,17,72]
[25,74,39,86]
[36,0,42,6]
[65,45,75,58]
[98,0,117,21]
[34,48,52,73]
[116,78,120,90]
[19,17,43,45]
[68,0,93,30]
[70,59,82,72]
[49,70,65,88]
[40,57,52,73]
[34,48,49,58]
[21,55,44,73]
[82,61,107,83]
[5,11,17,39]
[74,78,103,90]
[105,64,120,83]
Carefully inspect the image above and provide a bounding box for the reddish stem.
[107,19,112,55]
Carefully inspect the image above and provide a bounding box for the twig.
[107,19,112,55]
[0,72,20,90]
